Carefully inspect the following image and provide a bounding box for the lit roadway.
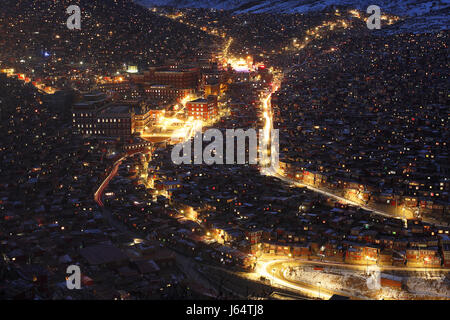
[259,72,448,228]
[256,259,340,299]
[259,77,402,222]
[94,155,127,207]
[254,69,450,299]
[93,151,220,298]
[256,258,450,300]
[90,15,446,298]
[94,149,149,207]
[253,14,448,228]
[258,255,450,273]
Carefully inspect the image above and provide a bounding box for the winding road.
[259,71,447,228]
[94,155,127,207]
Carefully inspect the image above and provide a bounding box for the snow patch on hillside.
[136,0,450,17]
[135,0,449,33]
[286,266,450,299]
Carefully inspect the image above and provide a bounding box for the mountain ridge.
[135,0,449,16]
[135,0,449,33]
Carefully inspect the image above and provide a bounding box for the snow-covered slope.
[136,0,449,33]
[136,0,449,17]
[388,6,449,33]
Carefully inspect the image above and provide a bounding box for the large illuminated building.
[186,95,218,121]
[132,66,200,89]
[96,105,135,139]
[129,64,201,104]
[134,104,166,134]
[72,92,157,140]
[72,92,112,136]
[143,84,195,103]
[96,82,142,101]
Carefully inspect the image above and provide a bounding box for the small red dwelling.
[380,275,402,289]
[186,97,217,121]
[314,267,324,271]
